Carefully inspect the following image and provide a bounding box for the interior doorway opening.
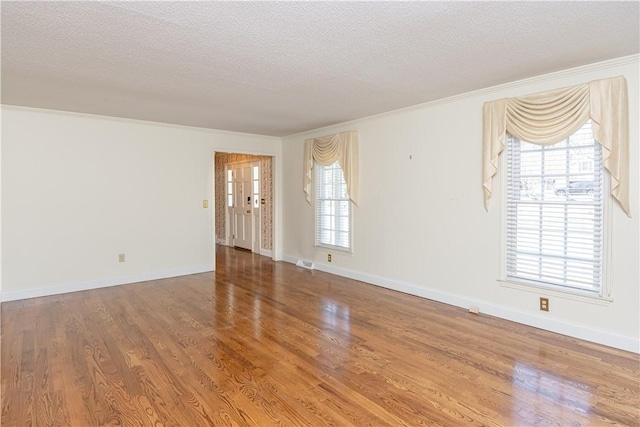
[214,152,274,257]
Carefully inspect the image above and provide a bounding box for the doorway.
[216,153,272,256]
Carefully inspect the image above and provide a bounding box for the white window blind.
[315,161,351,250]
[506,121,604,293]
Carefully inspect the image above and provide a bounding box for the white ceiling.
[1,1,638,137]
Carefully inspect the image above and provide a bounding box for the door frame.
[212,150,280,267]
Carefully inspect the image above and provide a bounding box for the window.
[252,165,260,208]
[227,169,233,207]
[505,121,604,294]
[315,161,351,251]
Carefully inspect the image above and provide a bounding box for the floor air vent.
[296,259,315,269]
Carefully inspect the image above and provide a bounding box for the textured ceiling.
[1,1,639,137]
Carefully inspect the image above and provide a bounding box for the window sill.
[315,243,352,254]
[499,279,613,306]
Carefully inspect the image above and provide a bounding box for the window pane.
[315,161,351,250]
[506,121,603,292]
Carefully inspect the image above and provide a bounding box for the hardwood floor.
[2,246,639,426]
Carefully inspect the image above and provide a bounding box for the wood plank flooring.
[2,246,639,426]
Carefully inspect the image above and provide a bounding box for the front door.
[232,163,253,250]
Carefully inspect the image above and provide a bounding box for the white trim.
[252,160,262,254]
[282,257,639,353]
[0,265,214,302]
[260,248,273,257]
[499,280,612,306]
[283,255,298,265]
[314,162,353,252]
[314,243,353,254]
[499,118,613,301]
[225,163,233,246]
[1,104,281,141]
[210,151,217,276]
[285,55,639,139]
[216,153,279,260]
[602,172,614,299]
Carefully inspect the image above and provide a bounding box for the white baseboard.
[260,248,273,258]
[0,264,214,302]
[216,238,227,245]
[284,257,639,353]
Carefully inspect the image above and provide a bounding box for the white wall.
[282,56,639,352]
[1,107,282,300]
[2,58,637,352]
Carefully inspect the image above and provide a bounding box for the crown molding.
[285,54,639,140]
[0,104,281,141]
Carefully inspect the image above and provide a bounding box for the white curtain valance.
[483,76,630,216]
[304,130,359,205]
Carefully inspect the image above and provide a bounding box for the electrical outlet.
[118,253,126,263]
[540,297,549,311]
[203,200,209,208]
[327,254,332,262]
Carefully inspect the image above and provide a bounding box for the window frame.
[314,161,353,253]
[498,126,613,301]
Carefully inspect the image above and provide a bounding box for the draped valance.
[304,130,359,205]
[483,76,630,216]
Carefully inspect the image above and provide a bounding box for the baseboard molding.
[283,255,298,264]
[0,264,214,302]
[284,257,639,353]
[216,238,227,245]
[260,248,273,258]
